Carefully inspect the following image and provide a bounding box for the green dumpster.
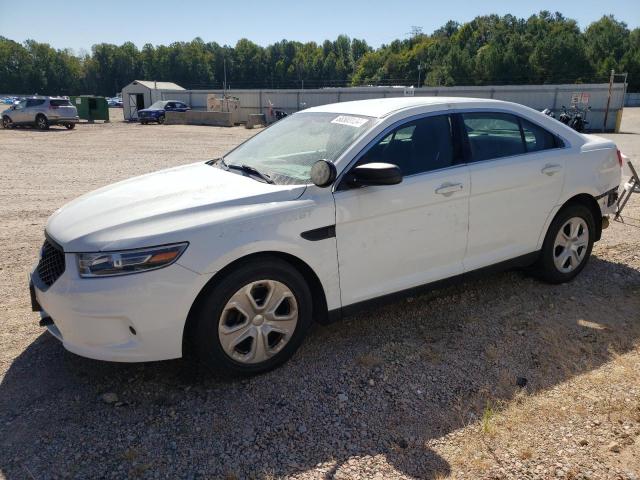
[70,95,110,122]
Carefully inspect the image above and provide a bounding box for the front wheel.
[157,115,165,125]
[2,116,12,129]
[533,204,595,284]
[65,123,75,130]
[190,257,313,374]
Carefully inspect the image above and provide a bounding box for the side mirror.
[310,159,337,187]
[346,162,403,187]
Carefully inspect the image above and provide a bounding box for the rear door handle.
[435,183,464,196]
[541,164,562,176]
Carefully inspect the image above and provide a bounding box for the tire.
[190,256,313,375]
[2,116,12,129]
[35,115,49,130]
[65,123,75,130]
[533,204,595,284]
[157,115,165,125]
[140,120,148,125]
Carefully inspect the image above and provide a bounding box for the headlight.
[77,243,188,278]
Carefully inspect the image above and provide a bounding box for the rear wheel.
[140,120,148,125]
[65,123,75,130]
[190,257,313,374]
[157,114,165,125]
[533,204,595,283]
[1,116,12,129]
[35,115,49,130]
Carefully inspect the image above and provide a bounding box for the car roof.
[305,96,501,118]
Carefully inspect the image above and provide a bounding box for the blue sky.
[1,0,639,53]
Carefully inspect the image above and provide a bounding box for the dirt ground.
[0,108,639,479]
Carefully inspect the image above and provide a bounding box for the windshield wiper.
[208,157,274,184]
[227,163,275,184]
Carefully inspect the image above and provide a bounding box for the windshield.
[149,101,168,109]
[223,112,375,185]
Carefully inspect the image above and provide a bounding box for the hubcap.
[38,118,46,128]
[218,280,298,364]
[553,217,589,273]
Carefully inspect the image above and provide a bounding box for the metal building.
[121,80,185,120]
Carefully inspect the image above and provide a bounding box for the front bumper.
[30,252,212,362]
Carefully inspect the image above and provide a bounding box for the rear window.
[520,118,563,151]
[50,99,72,107]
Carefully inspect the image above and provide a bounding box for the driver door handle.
[435,183,464,195]
[541,164,562,176]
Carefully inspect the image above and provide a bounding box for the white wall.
[159,83,626,131]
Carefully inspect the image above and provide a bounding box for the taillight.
[616,148,623,168]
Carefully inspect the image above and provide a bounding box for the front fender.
[176,192,341,311]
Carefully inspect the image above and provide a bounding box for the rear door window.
[462,112,525,162]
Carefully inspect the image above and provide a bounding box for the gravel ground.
[1,108,639,479]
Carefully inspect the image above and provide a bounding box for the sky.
[1,0,639,53]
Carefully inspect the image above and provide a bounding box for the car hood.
[46,162,306,252]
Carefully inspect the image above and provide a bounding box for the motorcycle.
[569,105,591,133]
[542,105,591,133]
[558,106,572,126]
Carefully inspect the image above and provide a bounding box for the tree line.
[1,11,639,96]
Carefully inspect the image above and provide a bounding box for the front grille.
[37,239,66,288]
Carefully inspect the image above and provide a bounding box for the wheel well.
[560,194,603,241]
[182,251,329,357]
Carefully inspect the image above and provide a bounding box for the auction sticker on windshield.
[331,115,369,127]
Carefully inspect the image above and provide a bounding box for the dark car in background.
[138,100,190,124]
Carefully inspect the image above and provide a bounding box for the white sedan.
[30,97,623,374]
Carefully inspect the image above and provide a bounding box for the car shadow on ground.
[2,126,71,132]
[1,256,639,479]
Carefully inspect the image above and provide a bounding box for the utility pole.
[603,69,614,132]
[417,63,423,87]
[223,58,227,96]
